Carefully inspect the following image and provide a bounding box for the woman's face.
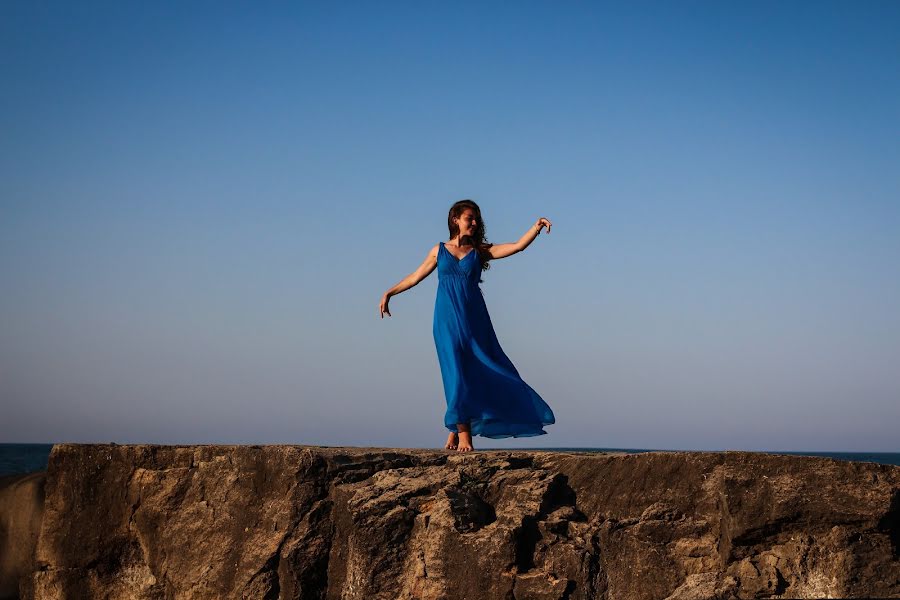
[456,209,478,236]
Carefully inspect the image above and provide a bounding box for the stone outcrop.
[3,444,899,599]
[0,473,45,599]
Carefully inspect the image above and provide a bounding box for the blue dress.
[433,241,555,438]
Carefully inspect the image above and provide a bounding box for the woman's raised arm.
[379,243,440,318]
[487,217,552,260]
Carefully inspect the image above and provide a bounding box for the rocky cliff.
[0,473,44,599]
[3,445,899,599]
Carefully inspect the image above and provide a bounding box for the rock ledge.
[6,445,900,599]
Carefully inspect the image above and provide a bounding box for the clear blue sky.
[2,1,898,450]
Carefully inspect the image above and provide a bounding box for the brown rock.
[3,445,898,599]
[0,473,45,599]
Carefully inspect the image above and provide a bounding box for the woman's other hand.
[379,294,392,318]
[535,217,552,233]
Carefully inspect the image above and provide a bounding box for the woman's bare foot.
[444,432,458,450]
[457,431,474,452]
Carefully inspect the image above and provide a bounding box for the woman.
[379,199,555,452]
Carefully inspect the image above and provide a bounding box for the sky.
[1,1,898,451]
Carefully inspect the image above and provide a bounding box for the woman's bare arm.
[487,217,552,260]
[379,244,440,318]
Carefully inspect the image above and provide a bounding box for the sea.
[1,443,898,478]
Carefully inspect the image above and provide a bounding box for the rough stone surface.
[0,473,45,599]
[7,445,900,599]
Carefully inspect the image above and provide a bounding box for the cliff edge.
[5,445,900,599]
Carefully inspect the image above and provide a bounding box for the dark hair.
[447,199,492,275]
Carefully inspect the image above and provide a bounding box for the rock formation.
[2,444,898,599]
[0,473,44,599]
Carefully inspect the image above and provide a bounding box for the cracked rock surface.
[10,445,900,599]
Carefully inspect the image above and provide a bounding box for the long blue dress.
[433,241,555,438]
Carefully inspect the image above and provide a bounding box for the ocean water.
[0,443,55,477]
[0,444,897,478]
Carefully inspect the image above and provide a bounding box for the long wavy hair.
[447,199,492,275]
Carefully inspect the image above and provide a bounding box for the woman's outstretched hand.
[379,294,392,318]
[536,217,552,233]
